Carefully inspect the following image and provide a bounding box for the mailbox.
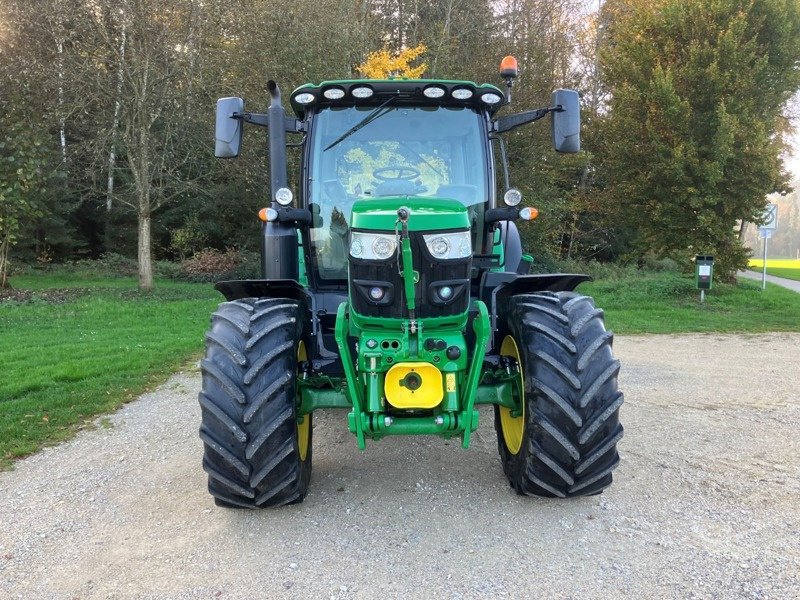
[695,255,714,290]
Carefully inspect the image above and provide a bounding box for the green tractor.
[201,59,623,508]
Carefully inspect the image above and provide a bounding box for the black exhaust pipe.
[261,80,298,281]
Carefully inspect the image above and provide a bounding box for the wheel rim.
[499,335,525,455]
[297,341,310,461]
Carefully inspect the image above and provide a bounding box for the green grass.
[747,258,800,281]
[763,267,800,281]
[580,271,800,334]
[11,272,152,289]
[0,274,219,468]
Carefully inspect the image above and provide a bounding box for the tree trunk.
[737,219,748,240]
[57,35,67,163]
[138,210,153,290]
[0,233,11,289]
[106,21,127,212]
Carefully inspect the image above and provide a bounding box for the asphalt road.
[738,269,800,293]
[1,333,799,599]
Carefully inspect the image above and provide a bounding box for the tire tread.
[495,291,623,498]
[198,298,311,509]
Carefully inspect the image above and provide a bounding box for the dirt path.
[1,333,799,599]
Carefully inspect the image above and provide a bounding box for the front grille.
[349,231,471,319]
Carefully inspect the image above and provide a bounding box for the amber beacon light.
[500,55,518,102]
[500,55,518,79]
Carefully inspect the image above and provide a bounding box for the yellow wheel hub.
[297,341,310,461]
[499,335,525,455]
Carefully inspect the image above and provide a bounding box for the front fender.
[215,279,309,302]
[479,272,593,350]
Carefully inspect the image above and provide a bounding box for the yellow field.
[748,258,800,269]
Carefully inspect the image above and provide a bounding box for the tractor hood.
[350,197,470,232]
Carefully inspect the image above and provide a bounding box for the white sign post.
[698,264,711,302]
[758,204,778,290]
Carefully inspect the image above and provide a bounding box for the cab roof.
[289,79,506,119]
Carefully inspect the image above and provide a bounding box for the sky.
[786,134,800,183]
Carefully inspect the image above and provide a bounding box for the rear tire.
[495,292,623,497]
[199,298,312,508]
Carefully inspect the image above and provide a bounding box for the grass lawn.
[580,271,800,334]
[747,258,800,281]
[0,274,219,468]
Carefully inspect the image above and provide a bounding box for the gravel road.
[2,333,799,599]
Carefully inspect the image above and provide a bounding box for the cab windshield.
[307,104,488,281]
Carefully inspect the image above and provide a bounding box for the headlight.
[423,86,446,99]
[423,231,471,260]
[503,188,522,206]
[323,87,345,100]
[351,86,374,99]
[349,232,397,260]
[293,92,315,105]
[275,187,293,206]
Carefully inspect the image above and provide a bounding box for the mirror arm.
[493,106,560,134]
[485,207,521,224]
[233,111,268,128]
[231,112,304,133]
[276,208,313,227]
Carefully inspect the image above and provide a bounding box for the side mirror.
[309,202,324,228]
[551,89,580,153]
[215,97,244,158]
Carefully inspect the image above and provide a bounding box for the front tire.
[495,292,623,497]
[199,298,311,508]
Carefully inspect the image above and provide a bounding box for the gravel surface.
[1,333,799,599]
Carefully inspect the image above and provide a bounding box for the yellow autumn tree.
[356,44,428,79]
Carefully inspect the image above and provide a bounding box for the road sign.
[759,203,778,232]
[758,204,777,291]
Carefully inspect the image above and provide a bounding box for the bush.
[640,256,681,273]
[178,248,260,283]
[170,217,209,260]
[154,260,183,280]
[46,253,139,278]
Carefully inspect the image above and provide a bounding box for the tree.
[597,0,800,277]
[0,120,55,287]
[357,44,428,78]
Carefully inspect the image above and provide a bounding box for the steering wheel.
[373,165,420,181]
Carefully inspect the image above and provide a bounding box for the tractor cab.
[298,88,492,284]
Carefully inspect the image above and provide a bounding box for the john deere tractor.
[200,58,623,508]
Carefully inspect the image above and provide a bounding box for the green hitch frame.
[333,298,495,448]
[334,303,367,449]
[460,300,490,448]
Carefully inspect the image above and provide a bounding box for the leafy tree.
[0,121,55,287]
[357,44,428,78]
[597,0,800,278]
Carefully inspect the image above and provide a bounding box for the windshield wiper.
[324,96,396,152]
